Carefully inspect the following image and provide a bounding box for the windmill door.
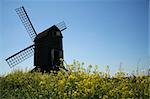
[51,49,63,66]
[54,50,60,66]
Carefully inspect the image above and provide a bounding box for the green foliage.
[0,60,150,99]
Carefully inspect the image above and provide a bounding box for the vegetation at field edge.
[0,60,150,99]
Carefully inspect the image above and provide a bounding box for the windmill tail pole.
[60,66,68,72]
[59,58,68,72]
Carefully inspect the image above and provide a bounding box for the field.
[0,60,150,99]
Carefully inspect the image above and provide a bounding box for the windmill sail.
[56,21,67,31]
[15,6,37,41]
[6,44,35,68]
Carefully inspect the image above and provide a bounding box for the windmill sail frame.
[56,21,67,31]
[6,44,35,68]
[15,6,37,41]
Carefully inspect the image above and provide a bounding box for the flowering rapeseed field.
[0,60,150,98]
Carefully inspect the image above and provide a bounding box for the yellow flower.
[68,74,75,81]
[72,91,78,97]
[59,80,64,86]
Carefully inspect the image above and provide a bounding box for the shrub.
[0,60,150,98]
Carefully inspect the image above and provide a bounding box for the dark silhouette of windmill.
[5,6,67,72]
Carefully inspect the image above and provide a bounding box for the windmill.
[5,6,67,72]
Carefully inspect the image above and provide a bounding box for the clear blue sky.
[0,0,149,75]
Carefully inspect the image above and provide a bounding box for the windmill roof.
[35,25,60,41]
